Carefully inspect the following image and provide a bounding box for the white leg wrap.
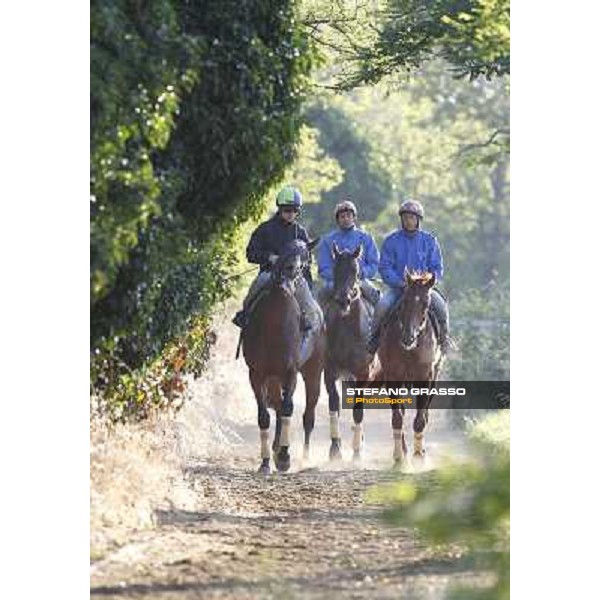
[329,412,340,439]
[393,429,405,460]
[414,432,424,454]
[280,416,292,447]
[260,429,270,459]
[352,423,363,451]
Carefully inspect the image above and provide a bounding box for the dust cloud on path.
[91,305,485,599]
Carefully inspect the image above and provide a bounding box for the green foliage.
[90,0,510,419]
[91,314,214,422]
[301,0,510,90]
[298,65,508,294]
[301,98,395,235]
[90,0,203,302]
[91,0,317,420]
[438,0,510,78]
[370,411,510,599]
[282,124,345,205]
[448,281,509,381]
[289,65,509,383]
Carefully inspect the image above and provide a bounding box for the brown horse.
[377,270,444,466]
[321,244,378,461]
[242,240,325,474]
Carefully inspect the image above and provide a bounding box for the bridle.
[396,286,431,351]
[333,258,361,314]
[272,252,304,297]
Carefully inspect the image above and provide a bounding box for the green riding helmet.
[276,185,303,210]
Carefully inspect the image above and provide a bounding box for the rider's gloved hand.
[268,254,279,264]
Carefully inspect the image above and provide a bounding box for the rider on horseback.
[316,199,381,307]
[367,199,451,355]
[232,185,323,360]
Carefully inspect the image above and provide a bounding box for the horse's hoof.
[329,439,342,461]
[303,445,310,461]
[412,451,426,468]
[276,447,291,472]
[353,449,362,461]
[272,443,280,455]
[257,460,271,475]
[393,458,405,470]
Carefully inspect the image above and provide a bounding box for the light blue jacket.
[317,225,379,283]
[379,229,443,288]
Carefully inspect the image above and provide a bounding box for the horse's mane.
[406,270,433,284]
[281,239,308,258]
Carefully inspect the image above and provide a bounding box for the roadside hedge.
[91,0,316,421]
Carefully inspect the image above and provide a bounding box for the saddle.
[246,286,271,322]
[235,283,315,360]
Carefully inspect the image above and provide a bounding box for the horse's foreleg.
[272,410,282,454]
[352,403,364,461]
[325,366,342,461]
[351,368,369,461]
[413,396,431,463]
[302,367,320,460]
[391,404,407,467]
[276,371,298,472]
[250,369,271,475]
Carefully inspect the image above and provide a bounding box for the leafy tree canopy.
[301,0,509,89]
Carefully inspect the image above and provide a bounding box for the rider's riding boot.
[300,313,311,332]
[359,281,381,307]
[438,320,451,354]
[232,309,248,329]
[366,327,380,355]
[366,286,381,307]
[299,327,314,366]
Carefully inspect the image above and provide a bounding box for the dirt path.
[91,310,484,599]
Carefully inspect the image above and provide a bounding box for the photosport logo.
[341,381,510,409]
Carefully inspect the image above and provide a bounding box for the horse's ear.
[332,242,341,259]
[352,244,363,260]
[425,273,436,288]
[307,237,320,253]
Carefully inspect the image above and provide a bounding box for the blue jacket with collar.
[317,225,379,283]
[379,228,443,288]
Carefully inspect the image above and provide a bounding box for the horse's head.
[396,270,436,350]
[332,243,362,316]
[272,238,319,295]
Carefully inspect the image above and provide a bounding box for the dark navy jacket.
[246,214,314,287]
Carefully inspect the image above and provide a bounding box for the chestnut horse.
[242,239,325,474]
[321,244,378,461]
[377,271,445,466]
